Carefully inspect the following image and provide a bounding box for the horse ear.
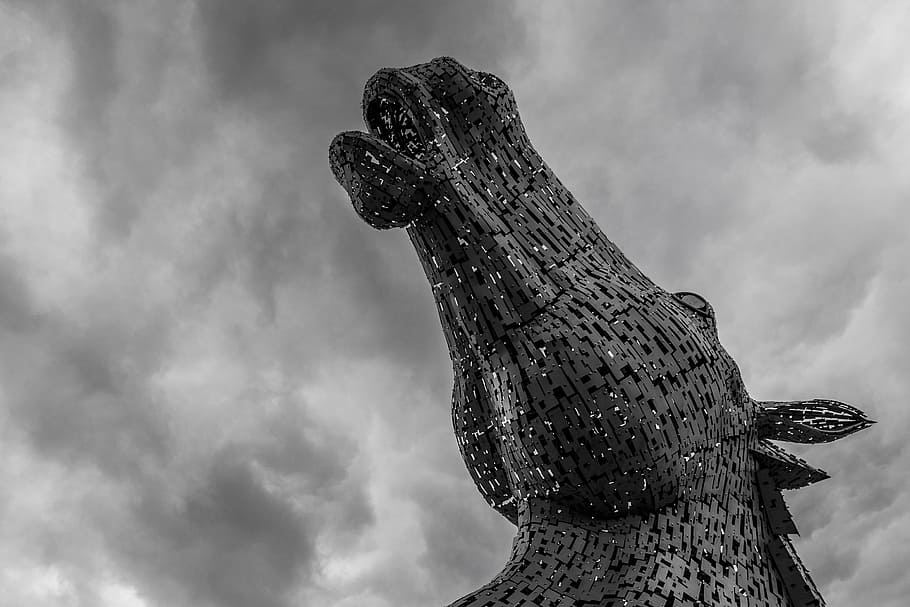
[756,399,875,444]
[751,440,830,606]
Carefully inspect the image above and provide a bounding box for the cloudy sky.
[1,2,908,606]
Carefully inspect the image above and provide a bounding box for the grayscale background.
[1,2,906,606]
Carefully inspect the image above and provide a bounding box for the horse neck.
[454,436,799,607]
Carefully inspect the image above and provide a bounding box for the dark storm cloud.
[804,111,874,164]
[101,399,373,607]
[194,0,526,103]
[128,455,315,607]
[0,250,39,331]
[56,0,118,137]
[6,0,119,134]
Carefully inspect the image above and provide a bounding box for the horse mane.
[752,400,874,605]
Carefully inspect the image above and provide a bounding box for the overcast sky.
[1,2,908,606]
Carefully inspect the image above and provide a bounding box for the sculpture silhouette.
[329,57,873,607]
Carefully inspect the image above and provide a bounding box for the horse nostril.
[366,96,428,160]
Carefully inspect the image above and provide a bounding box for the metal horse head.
[330,57,872,607]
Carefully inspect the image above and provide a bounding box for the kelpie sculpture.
[329,57,872,607]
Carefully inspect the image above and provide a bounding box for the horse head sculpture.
[329,56,872,607]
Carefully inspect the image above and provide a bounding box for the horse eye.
[674,291,713,318]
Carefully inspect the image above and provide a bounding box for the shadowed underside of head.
[329,56,873,607]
